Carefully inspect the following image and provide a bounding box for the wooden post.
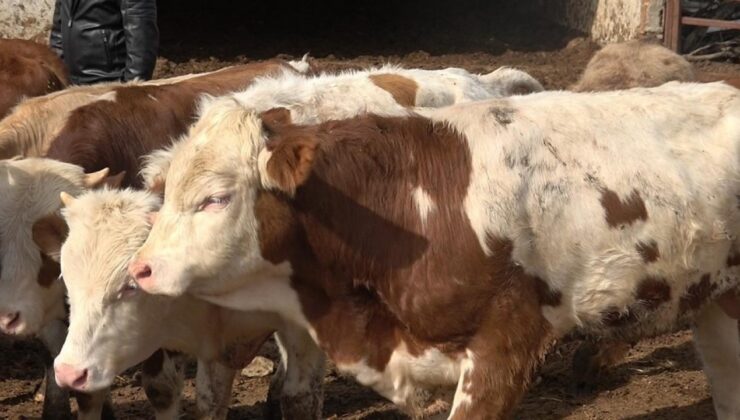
[664,0,682,52]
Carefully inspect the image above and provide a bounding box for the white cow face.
[130,101,276,297]
[0,159,110,336]
[54,190,173,391]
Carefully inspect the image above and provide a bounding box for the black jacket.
[50,0,159,85]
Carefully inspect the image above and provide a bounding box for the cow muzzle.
[54,362,89,391]
[0,310,22,335]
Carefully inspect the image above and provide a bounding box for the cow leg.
[73,390,114,420]
[571,338,631,394]
[195,359,236,420]
[141,349,186,420]
[693,302,740,420]
[448,287,553,420]
[264,343,286,420]
[38,320,72,420]
[271,326,326,420]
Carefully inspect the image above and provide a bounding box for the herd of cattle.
[0,37,738,420]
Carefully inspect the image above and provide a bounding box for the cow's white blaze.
[413,186,436,228]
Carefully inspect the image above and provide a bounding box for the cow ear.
[258,135,318,196]
[32,214,68,262]
[259,107,292,135]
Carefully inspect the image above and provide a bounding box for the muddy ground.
[2,2,739,419]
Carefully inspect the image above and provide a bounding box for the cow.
[0,38,69,119]
[54,187,326,419]
[0,70,216,160]
[43,64,541,417]
[568,42,740,392]
[0,60,306,419]
[128,82,740,419]
[5,62,538,418]
[571,40,695,92]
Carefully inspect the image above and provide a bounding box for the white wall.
[527,0,664,44]
[0,0,55,42]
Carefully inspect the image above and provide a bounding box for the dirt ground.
[2,2,739,419]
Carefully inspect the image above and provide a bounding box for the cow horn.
[59,192,75,208]
[83,168,110,188]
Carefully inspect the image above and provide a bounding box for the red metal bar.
[681,16,740,30]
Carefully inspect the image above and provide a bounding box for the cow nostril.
[130,262,152,281]
[138,266,152,280]
[72,369,88,389]
[0,311,20,330]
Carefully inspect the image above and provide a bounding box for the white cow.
[55,188,326,418]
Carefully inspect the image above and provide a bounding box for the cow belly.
[336,346,460,412]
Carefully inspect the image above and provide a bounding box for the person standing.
[50,0,159,85]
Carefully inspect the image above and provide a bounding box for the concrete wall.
[0,0,55,42]
[526,0,665,44]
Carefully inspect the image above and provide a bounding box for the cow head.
[129,99,299,297]
[0,158,115,336]
[54,189,175,391]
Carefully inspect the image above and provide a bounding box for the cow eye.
[198,195,231,212]
[116,278,139,300]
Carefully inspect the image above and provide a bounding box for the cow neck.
[254,114,531,369]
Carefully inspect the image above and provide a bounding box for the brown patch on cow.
[534,276,562,307]
[258,113,553,417]
[680,274,717,313]
[31,214,68,261]
[490,105,515,125]
[453,235,554,417]
[37,254,61,288]
[368,73,418,107]
[599,188,648,228]
[260,107,292,134]
[255,191,300,264]
[636,276,671,309]
[636,240,660,263]
[141,349,165,377]
[45,60,293,188]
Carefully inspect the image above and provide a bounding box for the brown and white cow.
[129,82,740,419]
[10,62,537,418]
[568,39,699,390]
[0,38,69,119]
[0,71,210,160]
[568,42,740,392]
[0,60,304,419]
